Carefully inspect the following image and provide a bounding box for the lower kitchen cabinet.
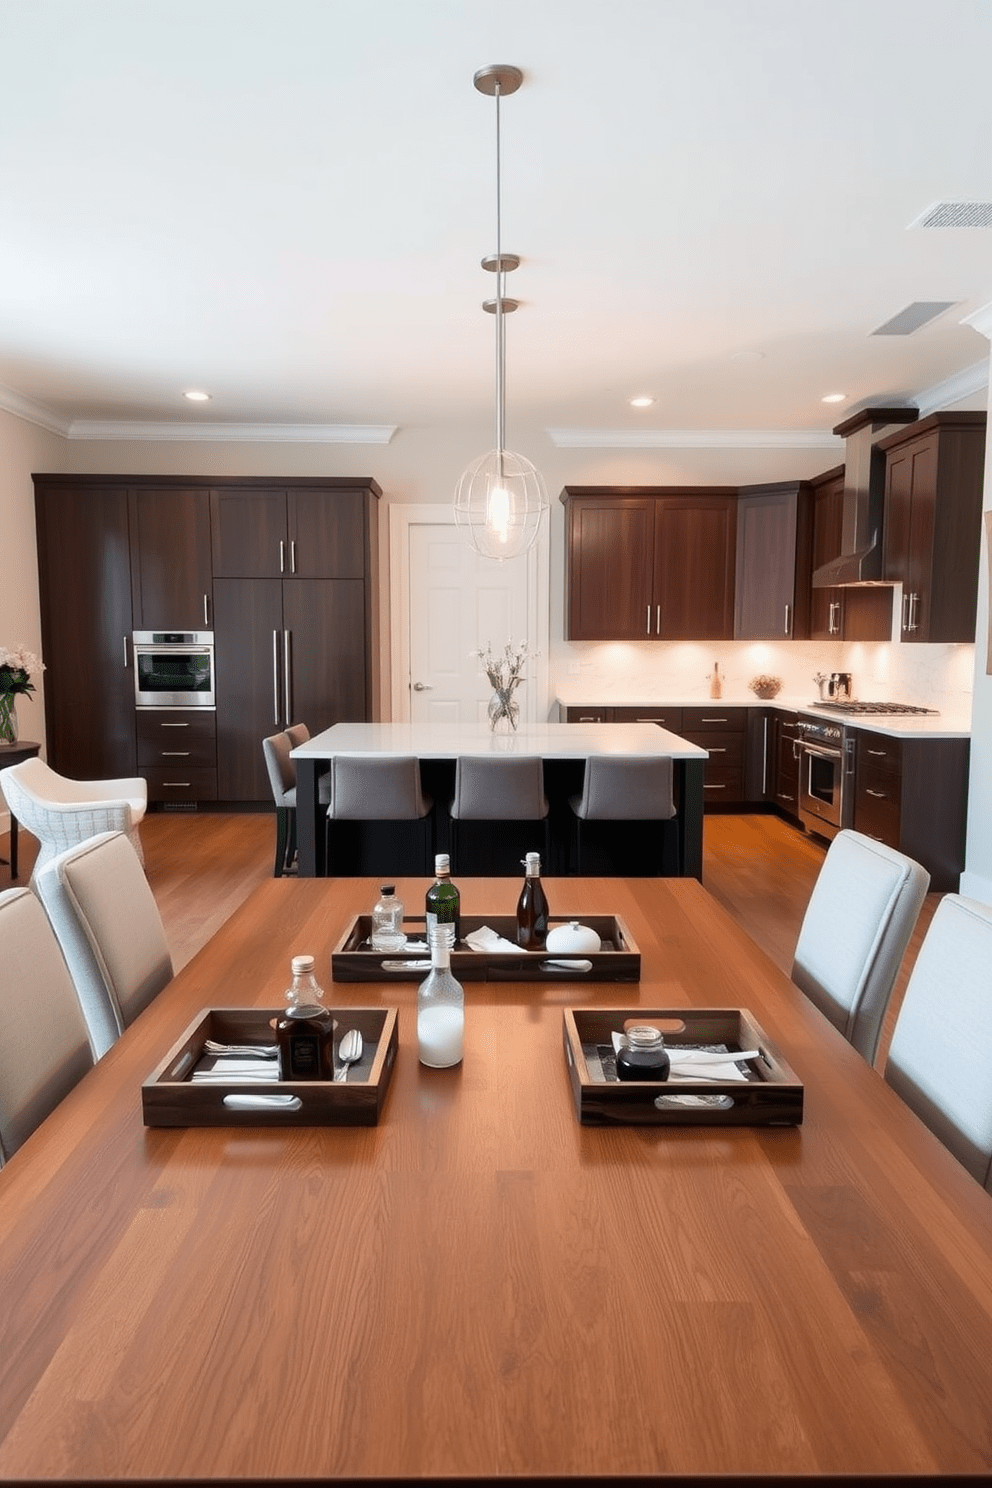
[679,706,746,803]
[769,710,801,818]
[136,710,218,803]
[851,729,970,891]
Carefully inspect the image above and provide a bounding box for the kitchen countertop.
[555,693,972,740]
[294,719,709,759]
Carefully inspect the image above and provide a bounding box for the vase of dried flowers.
[473,639,536,733]
[0,645,44,745]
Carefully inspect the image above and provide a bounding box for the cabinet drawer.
[565,707,610,723]
[611,706,684,731]
[143,768,218,802]
[683,730,745,769]
[682,706,747,731]
[857,735,902,775]
[854,765,901,848]
[137,711,217,768]
[702,764,745,798]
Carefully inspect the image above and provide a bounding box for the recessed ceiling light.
[730,350,764,361]
[822,392,846,403]
[629,396,655,408]
[183,390,211,402]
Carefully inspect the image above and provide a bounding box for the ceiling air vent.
[910,201,992,229]
[870,301,957,336]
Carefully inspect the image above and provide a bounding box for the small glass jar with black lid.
[615,1025,671,1082]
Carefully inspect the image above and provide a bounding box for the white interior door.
[390,505,549,723]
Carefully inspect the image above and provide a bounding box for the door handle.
[412,682,433,691]
[272,630,281,726]
[283,630,292,724]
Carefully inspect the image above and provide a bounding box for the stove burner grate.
[810,701,940,716]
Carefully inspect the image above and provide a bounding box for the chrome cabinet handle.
[908,592,920,632]
[902,592,910,632]
[866,788,888,799]
[828,601,840,635]
[707,747,727,754]
[123,635,129,668]
[203,593,210,626]
[784,603,791,636]
[272,630,281,725]
[279,540,286,574]
[701,717,728,724]
[161,751,191,757]
[656,605,661,634]
[867,748,887,756]
[160,721,190,728]
[646,605,651,636]
[290,540,297,574]
[283,630,292,724]
[162,781,192,788]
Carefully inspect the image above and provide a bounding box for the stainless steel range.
[796,701,940,839]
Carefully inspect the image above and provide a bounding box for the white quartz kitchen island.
[292,722,708,878]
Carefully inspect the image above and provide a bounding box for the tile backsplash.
[552,637,975,716]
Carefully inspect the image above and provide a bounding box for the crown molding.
[546,427,843,450]
[65,420,397,443]
[0,383,71,436]
[915,357,988,413]
[961,302,992,341]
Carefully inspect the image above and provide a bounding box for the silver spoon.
[334,1028,363,1082]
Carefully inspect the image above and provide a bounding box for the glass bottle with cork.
[417,925,465,1068]
[275,953,334,1080]
[516,851,549,948]
[370,884,406,951]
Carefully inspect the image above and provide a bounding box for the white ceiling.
[2,0,992,442]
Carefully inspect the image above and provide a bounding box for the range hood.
[811,406,919,587]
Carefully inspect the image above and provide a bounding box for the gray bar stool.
[449,755,549,876]
[262,729,331,877]
[568,755,678,875]
[325,755,434,875]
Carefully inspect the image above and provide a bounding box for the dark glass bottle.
[616,1025,671,1082]
[425,853,461,946]
[276,1005,334,1080]
[516,851,549,948]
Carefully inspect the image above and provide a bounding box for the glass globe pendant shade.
[454,448,548,560]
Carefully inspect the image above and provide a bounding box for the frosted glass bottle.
[417,926,464,1068]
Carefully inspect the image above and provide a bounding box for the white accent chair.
[885,894,992,1189]
[0,886,94,1163]
[34,830,173,1059]
[0,756,146,885]
[791,828,930,1065]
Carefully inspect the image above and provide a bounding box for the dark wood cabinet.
[679,705,747,803]
[879,412,987,643]
[33,475,381,804]
[130,486,213,630]
[34,480,137,779]
[773,711,801,818]
[851,728,970,891]
[809,466,894,642]
[734,481,813,640]
[136,710,217,803]
[210,484,370,580]
[561,487,736,641]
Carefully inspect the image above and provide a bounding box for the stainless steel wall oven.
[133,631,215,708]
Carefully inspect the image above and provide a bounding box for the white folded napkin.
[465,926,521,954]
[191,1058,281,1083]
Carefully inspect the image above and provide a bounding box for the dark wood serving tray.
[142,1006,398,1127]
[563,1007,804,1126]
[331,914,641,982]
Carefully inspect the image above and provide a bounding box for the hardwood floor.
[1,806,940,1067]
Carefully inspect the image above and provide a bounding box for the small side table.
[0,741,41,879]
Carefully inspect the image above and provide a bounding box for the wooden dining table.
[2,874,992,1484]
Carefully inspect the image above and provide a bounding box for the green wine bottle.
[425,853,461,947]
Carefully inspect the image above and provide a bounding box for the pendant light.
[454,64,548,561]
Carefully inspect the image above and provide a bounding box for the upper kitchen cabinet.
[879,411,987,643]
[734,481,813,640]
[34,477,137,779]
[210,481,374,579]
[129,485,213,630]
[561,487,736,641]
[808,466,893,643]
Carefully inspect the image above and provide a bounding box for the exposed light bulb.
[487,483,511,544]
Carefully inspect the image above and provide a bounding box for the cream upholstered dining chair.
[449,755,549,874]
[567,754,678,875]
[34,830,173,1059]
[0,886,94,1163]
[884,894,992,1190]
[0,756,146,885]
[262,727,332,876]
[325,754,434,874]
[791,829,930,1065]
